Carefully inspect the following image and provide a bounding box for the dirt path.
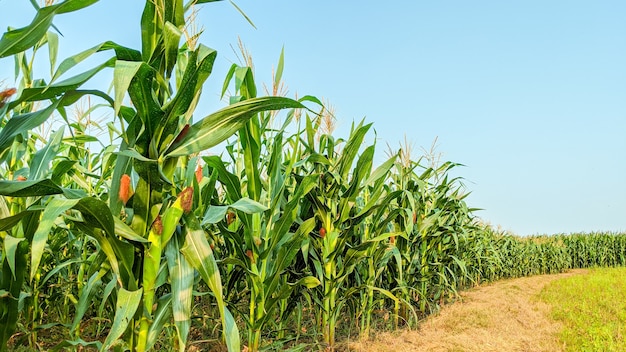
[347,269,586,352]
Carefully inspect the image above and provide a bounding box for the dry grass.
[345,270,587,352]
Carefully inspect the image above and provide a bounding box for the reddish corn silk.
[0,88,16,107]
[195,164,203,183]
[179,187,194,214]
[245,249,255,263]
[152,215,163,235]
[119,174,132,205]
[226,211,236,225]
[16,175,27,181]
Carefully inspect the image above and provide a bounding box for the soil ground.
[346,269,586,352]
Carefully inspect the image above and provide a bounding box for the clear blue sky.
[1,1,625,235]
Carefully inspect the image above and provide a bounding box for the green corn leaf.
[165,236,193,351]
[159,45,217,152]
[114,217,148,243]
[100,287,143,352]
[264,218,316,295]
[10,58,116,107]
[140,0,158,61]
[55,0,100,14]
[337,121,372,181]
[40,258,83,286]
[367,232,405,243]
[239,119,261,200]
[145,294,173,351]
[97,277,117,319]
[126,63,163,138]
[30,197,79,281]
[297,276,321,289]
[186,0,221,8]
[74,224,125,288]
[274,46,285,88]
[70,270,105,336]
[163,21,182,79]
[181,215,240,352]
[50,41,141,85]
[47,31,58,75]
[228,0,256,29]
[202,156,242,200]
[165,96,304,157]
[202,197,267,225]
[221,64,237,99]
[72,199,136,286]
[2,235,25,280]
[234,66,257,99]
[368,286,399,303]
[0,210,37,231]
[50,339,102,352]
[0,100,60,152]
[363,153,397,186]
[342,144,375,202]
[0,179,63,197]
[73,197,115,237]
[0,0,99,58]
[115,148,155,162]
[113,60,142,117]
[29,127,64,180]
[0,237,28,350]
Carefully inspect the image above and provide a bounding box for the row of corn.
[1,1,624,351]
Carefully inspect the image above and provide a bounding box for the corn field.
[0,2,624,351]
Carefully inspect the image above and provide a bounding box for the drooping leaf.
[50,41,141,85]
[30,197,79,281]
[165,236,193,351]
[145,294,172,351]
[73,197,115,237]
[50,338,102,352]
[0,210,37,231]
[181,215,240,352]
[113,60,142,117]
[0,101,60,152]
[0,0,99,58]
[0,179,63,197]
[228,0,256,29]
[70,270,105,336]
[2,235,25,280]
[11,58,116,107]
[0,236,28,350]
[202,197,268,225]
[165,96,305,157]
[100,287,143,352]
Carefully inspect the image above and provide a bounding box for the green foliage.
[540,267,626,351]
[1,1,625,351]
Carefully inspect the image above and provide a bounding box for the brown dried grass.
[344,270,587,352]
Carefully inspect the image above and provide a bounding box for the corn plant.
[298,118,398,347]
[0,1,309,351]
[4,1,626,351]
[194,57,322,351]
